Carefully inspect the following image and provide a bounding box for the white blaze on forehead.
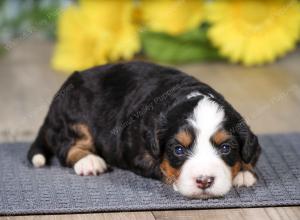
[188,97,225,163]
[188,97,224,138]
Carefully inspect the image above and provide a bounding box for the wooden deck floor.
[0,37,299,219]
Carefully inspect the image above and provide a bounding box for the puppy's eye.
[174,145,185,156]
[219,144,231,155]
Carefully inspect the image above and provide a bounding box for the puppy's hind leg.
[66,123,107,176]
[28,126,52,168]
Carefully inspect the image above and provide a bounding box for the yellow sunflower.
[140,0,204,35]
[206,0,300,66]
[52,0,140,73]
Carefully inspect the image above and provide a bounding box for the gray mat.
[0,133,300,215]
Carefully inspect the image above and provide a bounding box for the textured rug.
[0,133,299,215]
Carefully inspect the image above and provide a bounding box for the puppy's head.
[159,94,260,198]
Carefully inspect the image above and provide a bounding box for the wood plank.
[0,211,155,220]
[264,207,300,220]
[152,207,300,220]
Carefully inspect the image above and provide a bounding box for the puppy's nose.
[196,176,215,189]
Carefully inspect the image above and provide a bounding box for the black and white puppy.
[28,61,261,198]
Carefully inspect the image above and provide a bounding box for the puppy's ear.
[237,123,261,165]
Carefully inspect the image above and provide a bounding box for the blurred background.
[0,0,299,142]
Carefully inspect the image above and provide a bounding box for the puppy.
[28,61,261,198]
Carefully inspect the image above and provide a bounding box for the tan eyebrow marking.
[213,130,231,145]
[175,130,193,147]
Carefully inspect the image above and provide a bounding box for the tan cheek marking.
[160,159,180,184]
[175,130,192,147]
[231,162,242,179]
[66,123,95,166]
[213,130,231,145]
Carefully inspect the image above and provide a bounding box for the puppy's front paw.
[74,154,107,176]
[233,171,256,187]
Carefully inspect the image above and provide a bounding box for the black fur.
[28,61,260,180]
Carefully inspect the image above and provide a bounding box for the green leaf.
[140,27,221,63]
